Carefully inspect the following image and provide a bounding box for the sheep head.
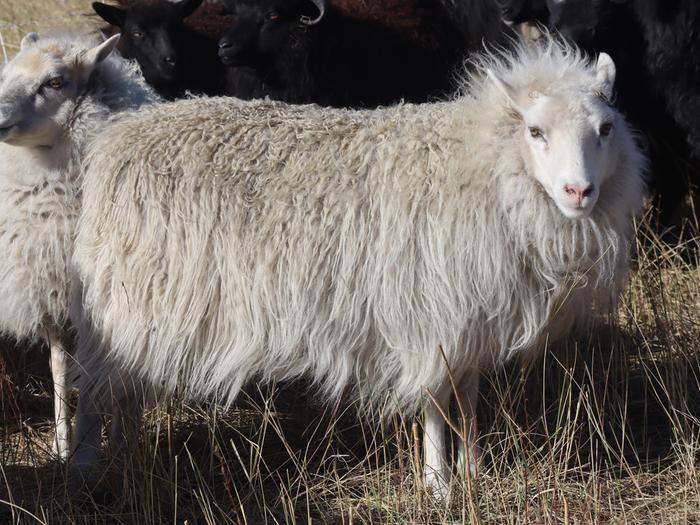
[489,52,620,220]
[498,0,549,25]
[92,0,205,94]
[218,0,326,69]
[0,33,120,147]
[545,0,626,51]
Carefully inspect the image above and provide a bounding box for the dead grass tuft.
[0,0,99,59]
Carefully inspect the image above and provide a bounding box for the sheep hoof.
[457,444,481,480]
[66,460,100,494]
[68,445,102,479]
[51,437,71,462]
[423,468,451,502]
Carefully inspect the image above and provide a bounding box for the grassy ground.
[3,223,700,524]
[0,0,98,57]
[2,2,700,523]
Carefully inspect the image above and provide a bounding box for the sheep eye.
[266,11,280,21]
[528,126,544,140]
[46,76,63,90]
[132,30,144,38]
[599,122,613,137]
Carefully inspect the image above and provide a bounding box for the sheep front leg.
[47,328,72,460]
[456,369,480,478]
[423,385,451,500]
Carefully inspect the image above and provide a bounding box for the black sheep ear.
[92,2,127,28]
[178,0,205,18]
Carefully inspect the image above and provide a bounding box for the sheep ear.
[595,52,616,99]
[80,34,120,72]
[487,69,524,114]
[177,0,204,18]
[20,32,39,50]
[92,2,127,28]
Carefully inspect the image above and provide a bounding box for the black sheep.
[630,0,700,161]
[93,0,229,99]
[218,0,507,107]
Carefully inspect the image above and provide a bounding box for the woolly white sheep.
[72,39,645,495]
[0,31,157,459]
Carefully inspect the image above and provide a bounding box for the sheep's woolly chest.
[0,145,78,337]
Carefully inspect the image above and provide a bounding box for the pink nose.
[563,183,594,206]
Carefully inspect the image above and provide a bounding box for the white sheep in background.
[0,31,157,459]
[72,38,645,495]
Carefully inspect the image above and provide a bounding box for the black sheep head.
[218,0,325,69]
[92,0,204,91]
[497,0,549,25]
[545,0,623,51]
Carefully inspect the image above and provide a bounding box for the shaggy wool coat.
[74,42,646,414]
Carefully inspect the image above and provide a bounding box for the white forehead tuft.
[522,91,615,131]
[3,33,105,83]
[470,33,614,105]
[3,48,62,83]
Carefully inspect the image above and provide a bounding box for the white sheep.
[0,31,157,459]
[72,38,645,495]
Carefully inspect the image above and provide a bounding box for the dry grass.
[0,0,99,59]
[5,224,700,524]
[2,2,700,523]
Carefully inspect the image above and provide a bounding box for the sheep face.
[92,0,204,92]
[545,0,615,51]
[218,0,324,69]
[498,0,549,25]
[0,33,120,148]
[490,53,619,219]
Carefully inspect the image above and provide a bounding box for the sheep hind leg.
[47,328,72,461]
[70,390,104,473]
[422,385,451,501]
[456,369,481,479]
[69,380,142,477]
[109,389,142,457]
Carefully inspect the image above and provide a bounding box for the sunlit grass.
[0,0,98,59]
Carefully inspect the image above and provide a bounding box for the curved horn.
[300,0,326,25]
